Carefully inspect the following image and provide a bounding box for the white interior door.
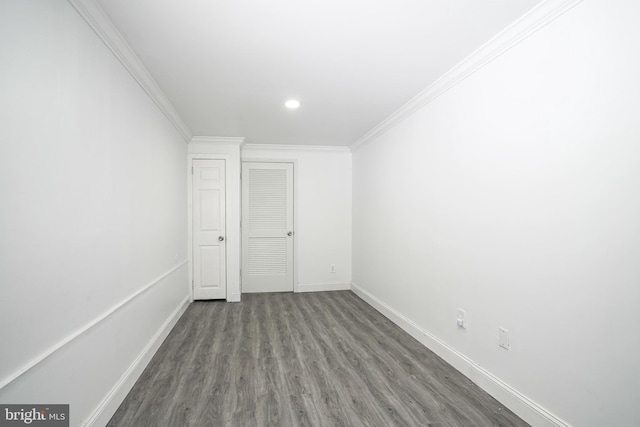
[242,162,294,293]
[193,159,226,300]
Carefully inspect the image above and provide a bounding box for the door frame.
[241,158,299,293]
[188,154,234,301]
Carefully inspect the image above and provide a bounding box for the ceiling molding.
[350,0,584,152]
[191,136,246,146]
[67,0,193,143]
[242,144,351,153]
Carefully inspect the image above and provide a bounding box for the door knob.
[287,231,293,237]
[218,236,224,241]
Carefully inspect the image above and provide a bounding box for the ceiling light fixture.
[285,99,300,109]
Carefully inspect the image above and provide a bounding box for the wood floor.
[108,291,528,426]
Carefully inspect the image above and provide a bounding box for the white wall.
[242,145,352,292]
[0,1,190,425]
[352,1,640,426]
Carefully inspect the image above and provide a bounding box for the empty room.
[1,0,638,426]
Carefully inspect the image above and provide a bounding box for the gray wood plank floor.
[108,291,529,426]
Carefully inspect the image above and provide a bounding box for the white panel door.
[242,162,294,293]
[193,159,226,299]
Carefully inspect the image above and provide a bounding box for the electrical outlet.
[456,309,467,329]
[330,264,336,273]
[499,327,510,350]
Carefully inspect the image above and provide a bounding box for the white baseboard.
[83,296,191,427]
[296,282,351,293]
[350,282,570,427]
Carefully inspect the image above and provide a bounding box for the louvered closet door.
[242,162,294,293]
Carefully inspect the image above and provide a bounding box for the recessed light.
[285,99,300,109]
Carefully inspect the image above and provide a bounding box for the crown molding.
[190,136,246,146]
[350,0,584,151]
[243,143,351,153]
[67,0,192,143]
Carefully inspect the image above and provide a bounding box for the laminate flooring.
[108,291,529,426]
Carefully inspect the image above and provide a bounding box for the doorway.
[241,161,295,293]
[192,159,227,299]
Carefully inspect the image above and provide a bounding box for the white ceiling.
[97,0,542,146]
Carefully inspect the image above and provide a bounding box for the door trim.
[241,158,298,293]
[188,154,233,301]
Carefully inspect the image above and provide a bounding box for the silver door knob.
[287,231,293,236]
[218,236,224,241]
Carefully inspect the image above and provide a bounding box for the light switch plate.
[499,327,510,350]
[457,309,467,329]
